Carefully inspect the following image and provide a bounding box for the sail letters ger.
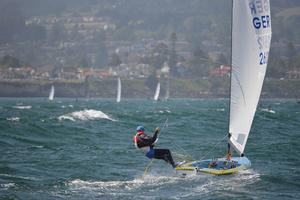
[229,0,272,155]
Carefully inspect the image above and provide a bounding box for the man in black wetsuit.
[133,125,176,168]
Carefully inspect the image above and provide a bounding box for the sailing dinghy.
[49,85,55,101]
[176,0,272,175]
[154,82,160,101]
[116,77,121,103]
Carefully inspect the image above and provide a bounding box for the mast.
[227,0,234,159]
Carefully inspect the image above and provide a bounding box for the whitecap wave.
[13,105,32,109]
[0,174,39,181]
[157,110,171,114]
[64,165,261,199]
[58,109,115,121]
[261,108,276,114]
[61,105,74,109]
[7,117,20,122]
[174,169,260,199]
[67,175,180,194]
[30,145,44,149]
[0,183,15,190]
[68,178,143,191]
[197,169,259,192]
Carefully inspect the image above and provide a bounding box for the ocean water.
[0,98,299,200]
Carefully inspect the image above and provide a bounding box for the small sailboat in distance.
[154,82,160,101]
[49,85,55,101]
[116,77,121,103]
[176,0,272,175]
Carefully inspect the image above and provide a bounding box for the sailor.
[133,125,176,168]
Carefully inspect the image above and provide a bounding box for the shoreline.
[0,78,299,99]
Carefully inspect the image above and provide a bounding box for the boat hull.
[175,157,251,175]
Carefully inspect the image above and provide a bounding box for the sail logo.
[259,51,269,65]
[249,0,271,30]
[249,0,270,15]
[258,34,271,65]
[253,15,270,29]
[248,0,271,65]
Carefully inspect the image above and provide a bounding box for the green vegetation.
[0,55,21,68]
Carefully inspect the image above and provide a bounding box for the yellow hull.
[175,157,251,175]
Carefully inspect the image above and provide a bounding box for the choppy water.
[0,98,299,199]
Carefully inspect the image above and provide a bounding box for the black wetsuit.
[134,129,176,168]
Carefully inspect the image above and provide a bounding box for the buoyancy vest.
[133,131,144,147]
[133,131,151,153]
[134,131,142,141]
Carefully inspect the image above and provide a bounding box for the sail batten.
[229,0,272,155]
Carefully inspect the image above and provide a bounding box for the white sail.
[49,85,55,101]
[154,82,160,101]
[229,0,272,155]
[116,77,121,102]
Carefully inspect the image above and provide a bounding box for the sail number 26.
[259,51,269,65]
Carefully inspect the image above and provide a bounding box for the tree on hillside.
[78,56,89,68]
[111,27,135,41]
[0,55,21,68]
[25,24,47,41]
[169,32,178,76]
[92,31,108,68]
[187,46,212,77]
[145,73,157,91]
[216,53,228,65]
[294,54,300,71]
[0,0,26,44]
[48,23,65,44]
[150,43,169,70]
[286,42,297,70]
[109,53,122,67]
[267,55,286,78]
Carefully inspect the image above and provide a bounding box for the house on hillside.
[211,65,231,77]
[286,70,300,79]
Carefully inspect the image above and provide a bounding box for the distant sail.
[229,0,272,155]
[116,77,121,102]
[154,82,160,101]
[49,85,55,101]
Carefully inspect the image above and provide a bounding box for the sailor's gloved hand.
[155,127,160,134]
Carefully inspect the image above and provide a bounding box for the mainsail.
[116,77,121,102]
[49,85,55,101]
[229,0,272,155]
[154,82,160,101]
